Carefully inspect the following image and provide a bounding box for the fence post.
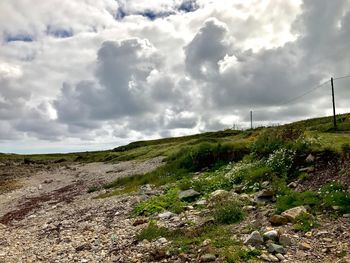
[331,77,337,129]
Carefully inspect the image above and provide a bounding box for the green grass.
[275,182,350,215]
[136,221,169,241]
[133,188,186,216]
[213,200,245,224]
[293,213,318,232]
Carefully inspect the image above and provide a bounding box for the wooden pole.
[250,111,253,129]
[331,77,337,129]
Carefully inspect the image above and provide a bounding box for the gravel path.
[0,158,164,262]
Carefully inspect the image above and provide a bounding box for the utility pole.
[331,77,337,129]
[250,110,253,130]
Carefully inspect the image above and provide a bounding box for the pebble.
[299,242,312,250]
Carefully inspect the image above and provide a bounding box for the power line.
[278,79,330,107]
[334,74,350,80]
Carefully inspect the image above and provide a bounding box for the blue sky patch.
[5,33,34,42]
[46,26,73,38]
[138,10,175,21]
[179,0,199,13]
[115,7,127,20]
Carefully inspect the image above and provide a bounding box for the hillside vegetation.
[1,113,350,262]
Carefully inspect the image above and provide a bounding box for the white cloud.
[0,0,350,153]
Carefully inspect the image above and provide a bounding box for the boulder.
[267,243,286,254]
[244,231,263,246]
[269,214,289,226]
[255,189,274,203]
[200,254,216,262]
[178,189,200,201]
[263,230,279,241]
[281,206,307,222]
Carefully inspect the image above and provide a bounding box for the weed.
[133,188,185,216]
[136,221,169,241]
[213,200,245,225]
[293,212,318,232]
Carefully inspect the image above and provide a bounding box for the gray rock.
[195,199,208,206]
[267,243,286,254]
[279,234,293,247]
[178,189,200,201]
[200,254,216,262]
[287,182,298,188]
[209,189,229,198]
[260,254,271,261]
[158,211,176,219]
[275,253,285,261]
[263,230,279,241]
[268,254,279,262]
[306,154,315,163]
[255,189,274,202]
[244,231,264,246]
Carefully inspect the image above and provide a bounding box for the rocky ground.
[0,158,349,263]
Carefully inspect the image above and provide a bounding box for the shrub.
[171,142,249,172]
[320,182,350,213]
[266,148,296,175]
[136,221,169,241]
[275,191,319,214]
[293,212,318,232]
[213,200,245,224]
[223,246,261,263]
[225,160,272,187]
[133,188,185,216]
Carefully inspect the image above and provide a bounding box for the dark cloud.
[1,0,350,151]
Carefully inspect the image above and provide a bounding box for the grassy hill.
[1,113,350,262]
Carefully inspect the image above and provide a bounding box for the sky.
[1,0,350,153]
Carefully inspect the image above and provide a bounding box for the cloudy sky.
[1,0,350,153]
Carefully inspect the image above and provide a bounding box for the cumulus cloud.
[1,0,350,153]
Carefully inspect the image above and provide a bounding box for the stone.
[268,254,279,262]
[260,253,271,261]
[209,189,229,198]
[281,206,307,222]
[156,237,168,244]
[261,181,270,188]
[195,199,208,206]
[244,205,256,211]
[200,254,216,262]
[75,243,92,252]
[202,239,211,246]
[244,231,264,246]
[343,214,350,218]
[267,243,286,254]
[178,189,200,201]
[255,189,274,202]
[306,154,315,163]
[133,219,148,226]
[299,242,312,250]
[269,215,288,226]
[279,234,293,247]
[287,182,298,188]
[263,230,279,241]
[299,167,315,173]
[158,211,176,219]
[275,253,285,261]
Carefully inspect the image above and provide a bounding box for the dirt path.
[0,158,164,262]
